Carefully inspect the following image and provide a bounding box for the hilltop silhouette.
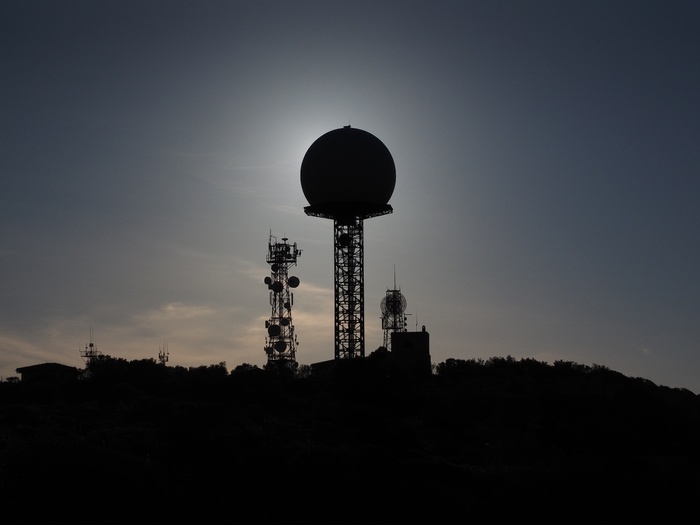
[1,353,699,523]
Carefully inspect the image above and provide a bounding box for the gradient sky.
[2,1,699,392]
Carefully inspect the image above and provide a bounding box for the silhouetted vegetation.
[1,354,699,523]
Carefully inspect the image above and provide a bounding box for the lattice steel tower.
[301,126,396,360]
[80,326,101,365]
[158,340,169,366]
[263,232,301,370]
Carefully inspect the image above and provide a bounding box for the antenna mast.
[80,326,102,365]
[158,340,169,365]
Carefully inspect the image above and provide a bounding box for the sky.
[2,1,699,392]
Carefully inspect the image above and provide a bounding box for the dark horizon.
[2,353,699,521]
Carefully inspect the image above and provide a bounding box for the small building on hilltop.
[15,363,80,384]
[391,326,432,379]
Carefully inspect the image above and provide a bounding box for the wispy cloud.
[639,346,652,356]
[0,333,48,377]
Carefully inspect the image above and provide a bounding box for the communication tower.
[381,270,407,350]
[80,327,102,365]
[301,125,396,359]
[158,340,169,365]
[263,232,301,370]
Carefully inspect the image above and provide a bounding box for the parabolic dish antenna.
[381,291,406,315]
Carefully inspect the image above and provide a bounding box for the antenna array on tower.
[380,268,408,350]
[80,326,102,364]
[158,340,169,365]
[263,232,301,370]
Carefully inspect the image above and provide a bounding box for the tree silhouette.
[1,355,699,522]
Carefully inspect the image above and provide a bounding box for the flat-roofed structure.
[391,327,432,379]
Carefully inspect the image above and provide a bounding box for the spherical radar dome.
[301,126,396,212]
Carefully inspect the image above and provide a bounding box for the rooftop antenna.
[301,126,395,360]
